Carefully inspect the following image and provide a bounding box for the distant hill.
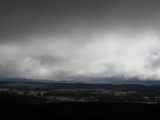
[0,77,160,85]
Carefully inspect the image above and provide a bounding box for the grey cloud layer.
[1,31,160,80]
[1,0,160,42]
[1,0,160,81]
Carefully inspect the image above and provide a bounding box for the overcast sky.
[1,0,160,81]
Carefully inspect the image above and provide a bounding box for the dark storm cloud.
[1,0,160,43]
[1,0,160,80]
[33,54,65,67]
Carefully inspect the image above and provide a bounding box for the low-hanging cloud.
[1,30,160,81]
